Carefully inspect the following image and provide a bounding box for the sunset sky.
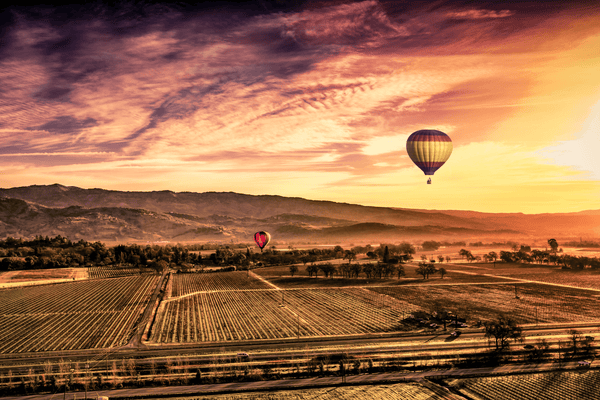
[1,0,599,214]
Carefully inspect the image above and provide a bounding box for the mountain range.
[0,184,597,244]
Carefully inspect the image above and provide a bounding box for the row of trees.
[301,262,406,280]
[0,236,421,273]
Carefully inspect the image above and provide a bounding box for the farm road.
[127,269,169,348]
[249,271,281,290]
[2,361,593,400]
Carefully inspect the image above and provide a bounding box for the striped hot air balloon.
[406,129,452,184]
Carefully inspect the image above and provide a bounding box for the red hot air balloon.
[406,129,452,184]
[254,231,271,252]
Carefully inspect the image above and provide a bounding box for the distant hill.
[0,184,597,243]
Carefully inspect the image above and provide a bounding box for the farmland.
[255,263,514,288]
[88,265,145,279]
[161,381,453,399]
[150,287,419,343]
[450,370,600,400]
[0,274,159,353]
[370,282,600,325]
[447,262,600,291]
[170,271,274,297]
[149,267,600,345]
[0,267,87,288]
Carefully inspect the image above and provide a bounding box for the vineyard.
[192,381,454,399]
[171,271,274,297]
[369,282,600,325]
[0,275,159,353]
[499,270,600,291]
[452,370,600,400]
[150,287,421,343]
[445,262,600,291]
[87,265,144,279]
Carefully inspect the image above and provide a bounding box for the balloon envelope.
[254,231,271,250]
[406,129,452,176]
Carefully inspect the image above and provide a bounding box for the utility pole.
[84,362,89,400]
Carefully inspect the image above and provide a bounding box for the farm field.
[369,282,600,325]
[88,264,144,279]
[449,370,600,400]
[171,271,274,297]
[149,287,419,343]
[156,381,452,399]
[150,269,600,344]
[447,262,600,291]
[0,274,159,353]
[0,267,87,288]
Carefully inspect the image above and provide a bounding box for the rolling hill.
[0,184,597,243]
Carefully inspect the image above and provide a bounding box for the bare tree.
[484,315,523,351]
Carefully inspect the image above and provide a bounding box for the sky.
[1,0,599,214]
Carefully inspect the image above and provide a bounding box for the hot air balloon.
[406,129,452,184]
[254,231,271,252]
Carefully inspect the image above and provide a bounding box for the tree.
[459,249,474,262]
[396,265,405,279]
[437,255,444,263]
[484,315,523,351]
[422,241,441,251]
[382,246,390,263]
[416,262,437,279]
[289,264,298,277]
[566,329,589,359]
[343,250,356,264]
[548,238,559,253]
[319,263,336,278]
[439,267,447,279]
[499,251,514,263]
[525,339,550,362]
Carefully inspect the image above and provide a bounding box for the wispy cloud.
[0,1,599,212]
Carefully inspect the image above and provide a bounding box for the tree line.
[0,236,420,273]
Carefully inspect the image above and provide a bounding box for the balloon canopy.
[406,130,453,179]
[254,231,271,251]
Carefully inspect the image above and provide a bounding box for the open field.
[0,275,159,353]
[448,370,600,400]
[171,271,275,297]
[0,267,87,288]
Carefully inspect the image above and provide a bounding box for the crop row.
[0,275,159,353]
[171,271,273,297]
[368,283,600,325]
[0,275,158,315]
[88,266,142,279]
[456,370,600,400]
[150,288,421,343]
